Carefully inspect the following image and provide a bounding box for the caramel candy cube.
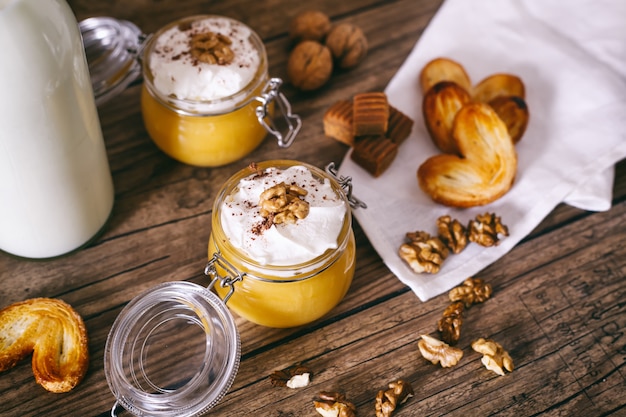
[387,105,414,145]
[353,92,389,136]
[323,99,354,146]
[351,135,398,177]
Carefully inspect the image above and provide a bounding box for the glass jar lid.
[79,16,145,106]
[104,281,240,417]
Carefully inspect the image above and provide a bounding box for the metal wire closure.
[325,162,367,209]
[204,252,245,303]
[110,401,121,417]
[256,78,302,148]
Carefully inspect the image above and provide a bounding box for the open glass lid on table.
[105,281,240,417]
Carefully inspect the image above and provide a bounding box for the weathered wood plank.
[1,0,624,416]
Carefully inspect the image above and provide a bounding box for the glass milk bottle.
[0,0,114,259]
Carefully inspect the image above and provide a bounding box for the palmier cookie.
[0,298,89,393]
[417,102,517,207]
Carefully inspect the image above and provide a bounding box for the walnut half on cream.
[259,182,310,225]
[190,31,234,65]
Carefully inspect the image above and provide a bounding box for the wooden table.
[2,0,625,416]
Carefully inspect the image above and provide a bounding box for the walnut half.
[314,391,356,417]
[259,182,310,225]
[269,364,312,388]
[471,338,514,376]
[418,334,463,368]
[437,215,468,254]
[437,301,465,345]
[190,32,234,65]
[449,277,492,308]
[467,212,509,247]
[375,380,414,417]
[399,231,449,274]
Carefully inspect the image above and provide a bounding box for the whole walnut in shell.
[287,40,333,91]
[289,10,331,43]
[325,22,368,69]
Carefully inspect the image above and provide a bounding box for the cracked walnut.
[399,231,449,274]
[259,182,310,225]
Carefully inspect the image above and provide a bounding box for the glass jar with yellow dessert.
[206,160,358,328]
[79,15,300,167]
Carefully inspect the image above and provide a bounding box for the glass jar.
[105,281,240,417]
[206,160,357,328]
[79,14,301,167]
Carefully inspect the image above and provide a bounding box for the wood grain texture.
[1,0,625,416]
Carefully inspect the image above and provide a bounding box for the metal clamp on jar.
[79,15,301,167]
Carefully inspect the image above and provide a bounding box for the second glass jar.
[206,160,356,328]
[141,15,299,167]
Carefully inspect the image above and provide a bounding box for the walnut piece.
[467,212,509,247]
[190,32,234,65]
[375,380,414,417]
[471,338,514,376]
[449,277,493,308]
[325,22,368,69]
[399,231,449,274]
[418,334,463,368]
[287,40,333,91]
[259,182,310,225]
[269,364,312,388]
[289,10,332,43]
[437,301,465,345]
[437,215,468,254]
[314,391,356,417]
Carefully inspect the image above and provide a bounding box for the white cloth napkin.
[338,0,626,301]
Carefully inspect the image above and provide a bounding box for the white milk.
[0,0,114,259]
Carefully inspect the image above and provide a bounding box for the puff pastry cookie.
[419,57,472,94]
[417,103,518,207]
[0,298,89,393]
[422,80,471,154]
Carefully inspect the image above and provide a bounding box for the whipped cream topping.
[149,16,260,102]
[220,165,346,266]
